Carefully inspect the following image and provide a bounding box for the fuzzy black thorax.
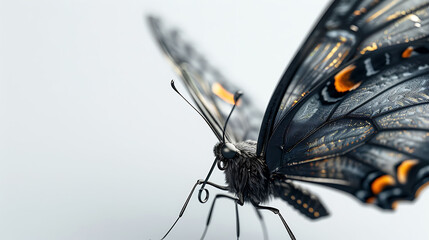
[214,140,273,204]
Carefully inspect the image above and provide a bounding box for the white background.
[1,0,428,239]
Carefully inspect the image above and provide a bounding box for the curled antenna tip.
[234,91,243,103]
[171,79,178,91]
[169,79,223,141]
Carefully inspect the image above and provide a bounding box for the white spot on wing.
[418,64,429,70]
[364,58,379,76]
[385,53,390,65]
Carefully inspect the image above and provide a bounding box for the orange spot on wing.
[415,182,429,198]
[334,65,361,92]
[353,8,367,16]
[366,196,376,204]
[371,175,396,195]
[360,42,378,55]
[397,159,419,184]
[402,47,414,58]
[211,83,239,105]
[391,201,399,210]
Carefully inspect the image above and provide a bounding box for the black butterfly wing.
[148,16,263,142]
[259,0,429,211]
[258,0,429,154]
[267,41,429,210]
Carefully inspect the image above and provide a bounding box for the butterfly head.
[214,142,241,170]
[221,142,240,158]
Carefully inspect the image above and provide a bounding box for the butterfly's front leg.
[160,179,229,239]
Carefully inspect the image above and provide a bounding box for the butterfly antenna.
[170,80,222,141]
[222,91,243,143]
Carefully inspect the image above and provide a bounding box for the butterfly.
[149,0,429,239]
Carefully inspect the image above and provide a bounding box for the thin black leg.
[252,202,296,240]
[161,179,228,240]
[254,207,268,240]
[235,201,240,240]
[200,194,241,240]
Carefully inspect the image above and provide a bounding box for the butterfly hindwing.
[148,16,263,142]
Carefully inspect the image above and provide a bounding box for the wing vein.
[367,142,424,160]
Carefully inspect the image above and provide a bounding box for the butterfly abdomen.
[273,179,329,219]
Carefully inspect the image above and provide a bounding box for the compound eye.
[221,142,238,159]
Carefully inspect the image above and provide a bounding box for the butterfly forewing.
[258,0,429,155]
[148,17,263,142]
